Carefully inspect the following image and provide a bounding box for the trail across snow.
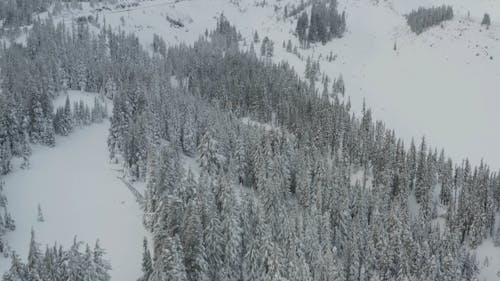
[0,119,147,281]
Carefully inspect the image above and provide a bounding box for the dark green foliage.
[481,13,491,27]
[260,36,274,57]
[286,39,293,52]
[332,74,345,96]
[152,34,166,56]
[296,0,346,46]
[211,14,241,51]
[406,6,454,34]
[296,12,309,44]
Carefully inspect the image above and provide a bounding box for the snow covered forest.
[3,229,111,281]
[1,0,500,280]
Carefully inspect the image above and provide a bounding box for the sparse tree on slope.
[481,13,491,28]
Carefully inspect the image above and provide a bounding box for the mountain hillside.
[1,0,500,280]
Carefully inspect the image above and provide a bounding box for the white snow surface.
[4,0,500,279]
[475,239,500,281]
[0,118,147,280]
[85,1,500,278]
[65,0,500,170]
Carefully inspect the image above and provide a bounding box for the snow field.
[0,93,147,281]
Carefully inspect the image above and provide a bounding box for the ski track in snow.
[0,120,148,281]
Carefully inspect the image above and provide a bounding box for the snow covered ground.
[62,0,500,170]
[475,238,500,281]
[83,1,500,278]
[4,0,500,279]
[0,102,147,280]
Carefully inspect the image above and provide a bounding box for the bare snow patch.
[0,122,147,281]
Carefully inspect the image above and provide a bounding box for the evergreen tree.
[253,31,260,43]
[198,129,219,176]
[481,13,491,27]
[139,237,153,281]
[151,235,187,281]
[37,204,44,222]
[3,252,25,281]
[415,137,428,204]
[296,12,309,44]
[93,240,111,281]
[26,229,42,281]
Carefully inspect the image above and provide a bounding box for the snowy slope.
[64,0,500,170]
[6,0,499,170]
[475,238,500,281]
[3,0,500,279]
[84,2,500,279]
[0,94,147,280]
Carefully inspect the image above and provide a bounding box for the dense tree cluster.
[304,56,320,83]
[1,12,499,281]
[296,0,346,46]
[2,230,111,281]
[0,18,111,250]
[0,18,113,177]
[406,6,454,35]
[152,34,167,57]
[0,0,52,28]
[96,16,492,281]
[53,96,108,136]
[332,74,345,96]
[260,36,274,57]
